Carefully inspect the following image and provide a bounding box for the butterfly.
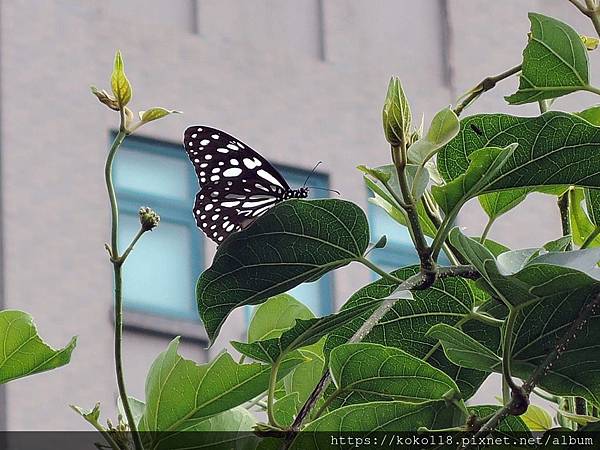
[183,126,309,244]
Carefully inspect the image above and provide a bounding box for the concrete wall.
[0,0,593,429]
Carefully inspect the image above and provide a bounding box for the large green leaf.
[323,266,497,399]
[197,199,369,343]
[506,13,590,104]
[290,400,465,446]
[232,299,381,364]
[154,407,258,450]
[432,144,517,215]
[139,338,301,437]
[0,310,77,384]
[426,324,501,371]
[247,294,314,343]
[326,343,462,410]
[449,230,600,406]
[438,112,600,190]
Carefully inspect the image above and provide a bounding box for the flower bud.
[90,86,120,111]
[139,207,160,231]
[382,77,412,147]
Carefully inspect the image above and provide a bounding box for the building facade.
[0,0,595,430]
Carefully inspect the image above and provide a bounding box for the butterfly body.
[184,126,309,244]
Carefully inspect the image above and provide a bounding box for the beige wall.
[0,0,594,429]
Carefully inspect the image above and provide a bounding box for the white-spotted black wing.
[184,126,306,244]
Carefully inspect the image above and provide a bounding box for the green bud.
[382,77,412,147]
[581,35,599,51]
[90,86,120,111]
[111,50,132,108]
[139,206,160,231]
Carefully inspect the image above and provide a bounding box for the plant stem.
[105,130,144,450]
[267,358,283,427]
[557,192,573,251]
[358,257,403,284]
[480,217,495,243]
[501,308,520,392]
[584,0,600,36]
[584,84,600,96]
[533,388,560,404]
[119,227,145,263]
[469,311,504,327]
[569,0,593,16]
[313,389,339,420]
[582,226,600,248]
[453,64,522,116]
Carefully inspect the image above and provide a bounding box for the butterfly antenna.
[307,186,341,196]
[303,161,323,187]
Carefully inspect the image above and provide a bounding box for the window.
[114,135,202,322]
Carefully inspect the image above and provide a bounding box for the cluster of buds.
[139,206,160,232]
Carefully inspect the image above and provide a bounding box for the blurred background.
[0,0,598,430]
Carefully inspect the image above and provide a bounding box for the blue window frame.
[114,134,203,321]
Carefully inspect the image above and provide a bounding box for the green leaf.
[139,107,181,124]
[468,405,530,432]
[0,310,77,384]
[408,106,460,164]
[426,324,501,371]
[139,338,301,435]
[382,76,412,146]
[70,402,101,425]
[248,294,314,343]
[323,266,497,399]
[290,400,464,443]
[570,188,600,247]
[117,396,145,428]
[521,404,554,431]
[585,188,600,226]
[154,407,258,450]
[543,235,573,252]
[432,144,518,215]
[273,392,300,427]
[576,105,600,125]
[479,189,529,221]
[506,13,590,104]
[449,229,600,406]
[232,300,382,364]
[284,339,325,407]
[357,165,391,184]
[437,112,600,192]
[197,199,369,344]
[110,50,132,107]
[327,343,462,410]
[557,409,600,426]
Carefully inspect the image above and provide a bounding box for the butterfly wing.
[184,126,290,190]
[184,126,290,244]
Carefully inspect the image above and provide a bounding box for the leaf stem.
[480,217,495,243]
[501,308,520,392]
[453,64,522,116]
[357,257,403,284]
[584,84,600,96]
[582,226,600,248]
[267,358,283,428]
[105,129,144,450]
[70,406,122,450]
[557,191,573,251]
[118,227,146,264]
[569,0,594,16]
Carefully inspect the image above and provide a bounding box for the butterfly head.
[285,187,309,199]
